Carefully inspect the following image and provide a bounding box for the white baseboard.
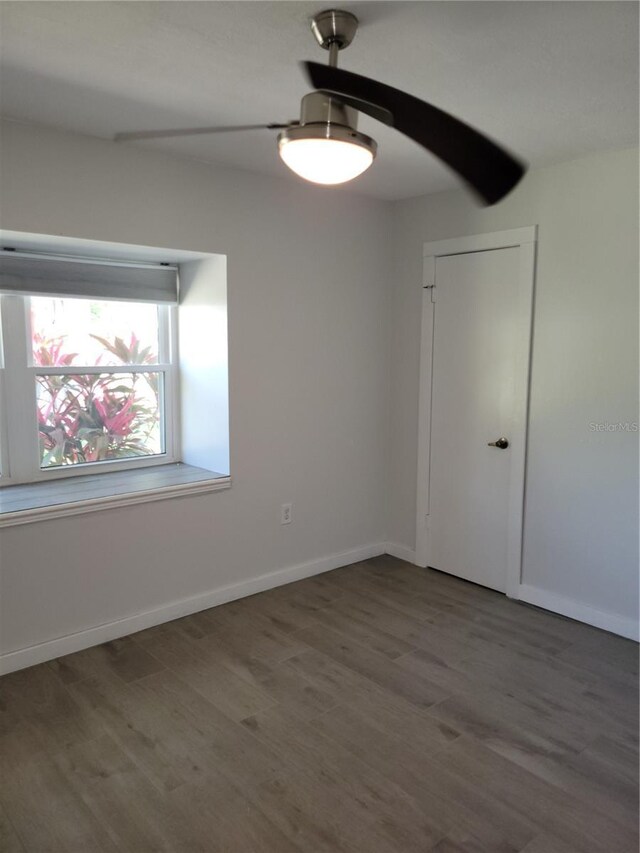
[0,541,385,675]
[518,584,639,641]
[384,542,417,564]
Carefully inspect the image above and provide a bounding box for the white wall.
[0,120,392,665]
[1,119,637,661]
[388,147,639,632]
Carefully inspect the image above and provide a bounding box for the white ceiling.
[1,1,637,200]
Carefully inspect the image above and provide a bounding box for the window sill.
[0,463,230,527]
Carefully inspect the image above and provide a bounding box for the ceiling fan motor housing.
[300,90,358,129]
[280,90,376,157]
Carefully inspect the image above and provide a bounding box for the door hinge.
[423,255,435,295]
[424,284,436,302]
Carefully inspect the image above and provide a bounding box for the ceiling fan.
[115,9,526,205]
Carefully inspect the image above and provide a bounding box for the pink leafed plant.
[35,330,160,467]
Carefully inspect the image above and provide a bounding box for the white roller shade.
[0,252,178,304]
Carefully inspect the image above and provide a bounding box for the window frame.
[0,293,180,487]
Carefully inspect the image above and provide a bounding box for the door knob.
[488,437,509,449]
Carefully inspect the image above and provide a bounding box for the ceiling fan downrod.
[302,9,361,123]
[310,8,359,67]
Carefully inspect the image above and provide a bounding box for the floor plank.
[49,636,166,686]
[0,749,120,852]
[308,600,418,659]
[311,702,536,852]
[240,704,446,851]
[0,803,25,853]
[437,735,638,853]
[168,773,303,853]
[51,734,204,852]
[295,622,449,709]
[132,623,277,721]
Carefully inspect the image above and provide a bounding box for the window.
[0,252,179,486]
[0,242,231,522]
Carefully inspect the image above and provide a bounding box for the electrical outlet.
[281,503,292,525]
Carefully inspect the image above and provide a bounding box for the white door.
[417,232,535,594]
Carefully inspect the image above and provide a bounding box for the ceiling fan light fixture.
[278,123,376,185]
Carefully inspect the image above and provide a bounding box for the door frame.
[415,226,537,598]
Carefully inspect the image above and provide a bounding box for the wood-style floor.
[1,556,638,853]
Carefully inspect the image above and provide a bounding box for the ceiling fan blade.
[114,123,288,142]
[303,62,526,205]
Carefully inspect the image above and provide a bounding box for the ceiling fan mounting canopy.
[114,7,526,204]
[310,8,359,51]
